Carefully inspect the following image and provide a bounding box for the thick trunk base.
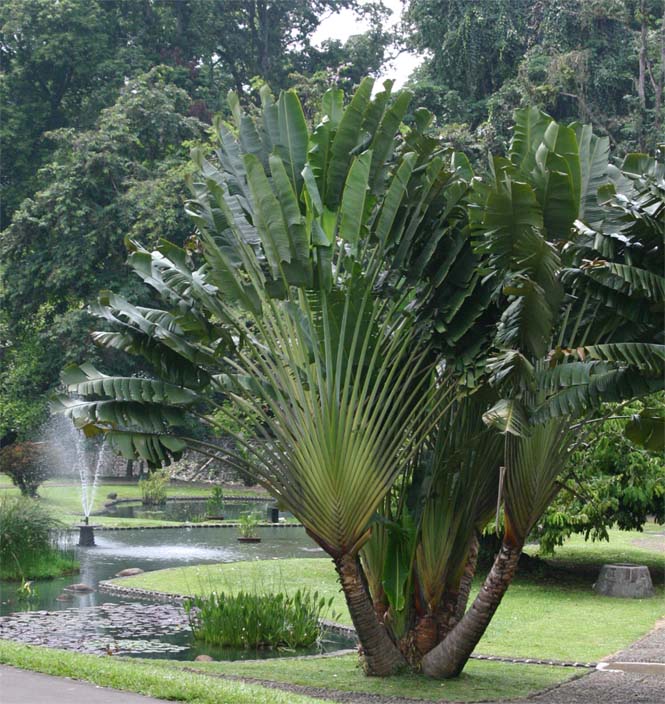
[335,553,407,676]
[421,541,522,679]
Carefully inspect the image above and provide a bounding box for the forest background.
[1,0,663,544]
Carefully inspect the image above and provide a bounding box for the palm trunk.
[454,532,480,622]
[421,540,522,678]
[434,531,481,643]
[334,553,407,676]
[434,589,459,642]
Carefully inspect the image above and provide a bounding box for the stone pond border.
[68,522,304,531]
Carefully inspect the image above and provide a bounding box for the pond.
[99,498,283,523]
[0,526,352,660]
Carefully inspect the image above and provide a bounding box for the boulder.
[593,563,654,598]
[65,583,95,593]
[114,568,145,578]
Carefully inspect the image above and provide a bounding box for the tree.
[56,79,467,675]
[0,0,130,224]
[538,399,665,553]
[56,85,664,679]
[0,69,206,442]
[419,108,665,678]
[0,0,386,227]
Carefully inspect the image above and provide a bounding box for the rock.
[107,492,118,499]
[65,583,95,593]
[195,654,214,662]
[593,563,654,598]
[114,568,144,578]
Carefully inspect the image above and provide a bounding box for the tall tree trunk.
[638,0,648,109]
[334,553,407,676]
[421,540,522,679]
[655,0,665,132]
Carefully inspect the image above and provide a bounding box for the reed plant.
[184,589,336,650]
[237,512,260,538]
[206,487,225,517]
[139,469,170,505]
[0,495,77,580]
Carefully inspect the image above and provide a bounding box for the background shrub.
[0,442,50,497]
[0,495,75,580]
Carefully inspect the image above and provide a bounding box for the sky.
[312,0,423,89]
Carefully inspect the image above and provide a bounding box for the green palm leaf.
[61,363,199,405]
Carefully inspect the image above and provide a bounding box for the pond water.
[100,498,281,522]
[0,526,350,660]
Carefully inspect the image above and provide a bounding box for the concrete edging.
[68,522,303,532]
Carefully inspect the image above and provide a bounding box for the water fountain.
[41,414,106,546]
[72,430,107,546]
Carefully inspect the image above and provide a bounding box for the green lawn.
[0,641,331,704]
[119,525,665,664]
[0,476,269,528]
[164,655,574,702]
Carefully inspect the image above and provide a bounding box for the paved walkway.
[518,620,665,704]
[0,666,172,704]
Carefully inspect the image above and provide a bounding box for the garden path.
[0,665,171,704]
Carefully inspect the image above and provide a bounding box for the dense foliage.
[0,0,389,228]
[404,0,665,154]
[0,69,205,441]
[0,1,393,443]
[538,400,665,552]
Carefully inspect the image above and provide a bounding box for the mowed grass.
[119,525,665,663]
[163,654,574,702]
[0,475,268,528]
[0,641,332,704]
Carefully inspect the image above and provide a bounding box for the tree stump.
[593,563,654,598]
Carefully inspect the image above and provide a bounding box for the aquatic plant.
[238,512,260,538]
[139,469,170,505]
[184,589,336,650]
[206,486,225,516]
